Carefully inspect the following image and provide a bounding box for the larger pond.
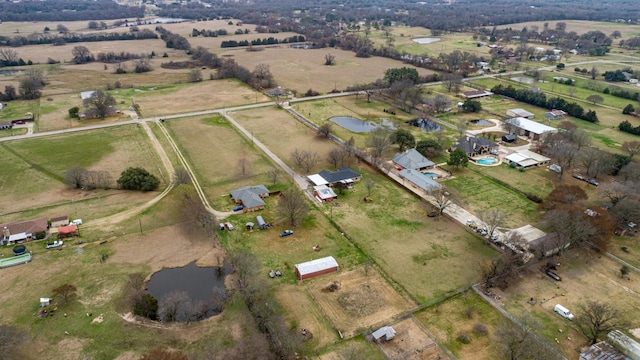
[412,37,441,44]
[146,261,232,321]
[330,116,396,133]
[408,118,443,131]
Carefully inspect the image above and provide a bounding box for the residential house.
[230,185,270,212]
[398,169,442,193]
[505,150,550,169]
[545,109,568,120]
[308,166,362,187]
[0,218,48,245]
[392,149,435,171]
[313,185,338,202]
[452,136,498,157]
[502,134,517,143]
[505,117,557,141]
[506,108,535,119]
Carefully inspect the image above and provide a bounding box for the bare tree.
[52,284,77,305]
[267,166,280,186]
[577,300,628,345]
[367,129,390,166]
[548,140,578,178]
[364,177,375,197]
[622,141,640,159]
[620,162,640,182]
[188,69,203,82]
[610,198,640,228]
[179,187,218,242]
[290,149,319,173]
[586,94,604,105]
[56,24,69,33]
[590,66,599,80]
[133,57,152,73]
[495,316,562,360]
[277,189,309,226]
[252,63,274,88]
[345,136,356,157]
[571,129,591,150]
[65,166,88,189]
[237,157,251,178]
[480,208,507,237]
[324,53,336,66]
[481,250,522,290]
[442,72,463,93]
[71,46,92,64]
[317,122,333,139]
[83,90,116,119]
[456,118,468,136]
[172,167,191,185]
[327,147,348,169]
[158,290,193,322]
[502,118,521,135]
[19,68,46,100]
[430,188,453,215]
[543,208,596,251]
[0,48,18,63]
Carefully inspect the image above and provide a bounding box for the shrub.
[68,106,79,118]
[457,331,471,344]
[465,306,476,319]
[117,167,160,191]
[473,323,489,336]
[526,193,543,203]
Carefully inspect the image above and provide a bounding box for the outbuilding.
[256,215,267,229]
[372,326,397,341]
[506,108,535,119]
[313,185,338,202]
[294,256,339,281]
[504,117,557,140]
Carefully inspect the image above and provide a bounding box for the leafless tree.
[599,181,636,207]
[83,90,116,119]
[480,208,507,237]
[622,141,640,159]
[442,72,463,93]
[481,250,522,290]
[71,46,92,64]
[581,148,613,178]
[570,129,591,150]
[277,189,309,226]
[364,177,375,197]
[430,188,453,215]
[620,162,640,182]
[345,136,356,157]
[290,149,319,173]
[548,139,578,178]
[188,69,203,82]
[495,316,562,360]
[237,157,251,178]
[456,118,468,136]
[267,166,280,186]
[327,147,348,169]
[178,187,218,242]
[610,198,640,228]
[158,290,193,322]
[367,129,390,166]
[113,62,127,74]
[590,66,599,80]
[65,166,88,189]
[501,118,521,135]
[577,300,628,345]
[317,122,333,139]
[52,284,77,305]
[543,208,596,251]
[0,48,18,63]
[252,63,274,88]
[133,57,152,73]
[324,53,336,65]
[172,167,191,185]
[586,94,604,105]
[56,24,69,33]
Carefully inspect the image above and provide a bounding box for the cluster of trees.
[0,48,33,68]
[220,35,305,48]
[215,60,277,90]
[491,84,599,123]
[602,69,635,82]
[96,51,148,64]
[1,29,157,48]
[17,68,47,100]
[155,26,191,51]
[619,120,640,136]
[64,166,113,190]
[191,28,229,37]
[117,167,160,192]
[0,0,144,22]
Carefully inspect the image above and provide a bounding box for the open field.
[307,266,415,338]
[497,248,640,357]
[0,125,164,221]
[377,317,449,360]
[220,47,435,93]
[442,168,541,228]
[471,163,556,200]
[318,338,385,360]
[415,291,503,359]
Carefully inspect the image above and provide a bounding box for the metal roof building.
[295,256,339,280]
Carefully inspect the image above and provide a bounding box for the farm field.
[0,125,164,221]
[497,248,640,357]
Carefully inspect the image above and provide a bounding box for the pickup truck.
[46,240,64,249]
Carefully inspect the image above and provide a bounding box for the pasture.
[0,125,164,221]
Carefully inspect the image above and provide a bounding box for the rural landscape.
[2,0,640,359]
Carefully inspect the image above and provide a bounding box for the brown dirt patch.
[377,318,448,360]
[307,266,415,338]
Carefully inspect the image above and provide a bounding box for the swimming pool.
[423,172,439,179]
[477,157,497,165]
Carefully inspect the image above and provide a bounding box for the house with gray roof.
[311,166,362,187]
[393,149,435,171]
[398,169,442,193]
[230,185,270,212]
[452,136,498,157]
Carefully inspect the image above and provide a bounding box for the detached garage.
[295,256,339,280]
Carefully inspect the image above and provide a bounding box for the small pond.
[470,119,493,126]
[510,77,535,84]
[146,261,232,320]
[412,37,441,44]
[0,69,21,76]
[330,116,396,133]
[408,118,443,132]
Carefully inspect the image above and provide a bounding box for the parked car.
[587,179,599,186]
[554,304,574,320]
[546,271,562,281]
[224,222,235,231]
[46,240,64,249]
[490,234,499,242]
[280,230,294,237]
[233,205,244,212]
[572,174,585,181]
[71,219,83,226]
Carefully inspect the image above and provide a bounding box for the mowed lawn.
[472,164,555,200]
[0,125,164,221]
[442,168,541,228]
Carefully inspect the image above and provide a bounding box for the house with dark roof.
[309,166,362,187]
[460,90,494,99]
[393,149,435,171]
[230,185,270,212]
[452,136,498,157]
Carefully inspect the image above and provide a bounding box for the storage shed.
[256,216,267,229]
[372,326,397,341]
[506,108,535,119]
[294,256,339,280]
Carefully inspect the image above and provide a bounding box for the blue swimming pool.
[477,158,497,165]
[423,172,439,179]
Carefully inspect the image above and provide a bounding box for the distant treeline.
[191,29,229,37]
[221,35,305,48]
[155,26,190,51]
[0,0,144,21]
[491,84,599,123]
[0,30,157,47]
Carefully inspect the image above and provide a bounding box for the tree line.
[0,29,157,47]
[0,0,144,22]
[220,35,306,48]
[155,26,191,51]
[491,84,599,123]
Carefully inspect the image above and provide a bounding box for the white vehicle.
[554,304,574,320]
[71,219,83,226]
[46,240,64,249]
